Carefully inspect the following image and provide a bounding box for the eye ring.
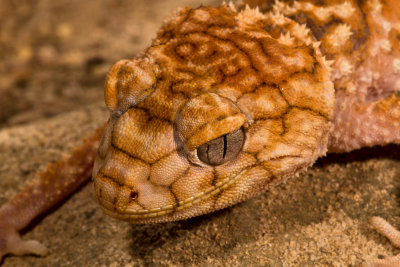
[196,127,245,166]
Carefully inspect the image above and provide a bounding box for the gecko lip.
[97,163,259,222]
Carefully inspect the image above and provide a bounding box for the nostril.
[129,191,138,200]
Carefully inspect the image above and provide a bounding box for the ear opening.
[104,57,160,116]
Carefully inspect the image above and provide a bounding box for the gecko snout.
[93,146,180,223]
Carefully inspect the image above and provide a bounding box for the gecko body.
[0,0,399,265]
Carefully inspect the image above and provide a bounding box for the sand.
[1,0,399,266]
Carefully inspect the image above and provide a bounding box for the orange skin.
[0,1,399,265]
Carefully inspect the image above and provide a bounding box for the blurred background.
[1,2,399,266]
[0,0,223,127]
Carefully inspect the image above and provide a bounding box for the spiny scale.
[0,1,398,264]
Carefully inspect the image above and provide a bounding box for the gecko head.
[92,5,335,223]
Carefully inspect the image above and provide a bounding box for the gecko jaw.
[97,163,258,223]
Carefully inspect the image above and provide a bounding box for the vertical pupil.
[223,134,227,159]
[197,128,244,165]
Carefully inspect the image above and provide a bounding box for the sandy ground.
[0,0,399,266]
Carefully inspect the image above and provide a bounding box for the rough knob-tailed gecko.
[0,1,399,266]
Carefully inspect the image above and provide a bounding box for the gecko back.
[246,0,400,152]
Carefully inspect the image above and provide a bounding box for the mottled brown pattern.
[244,0,400,152]
[92,4,333,224]
[0,1,399,265]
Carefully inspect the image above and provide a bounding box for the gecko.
[0,0,399,266]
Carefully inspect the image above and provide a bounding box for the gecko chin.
[93,160,274,224]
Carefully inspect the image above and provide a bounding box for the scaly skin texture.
[92,4,334,224]
[0,1,399,265]
[246,0,400,153]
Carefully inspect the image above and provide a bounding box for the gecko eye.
[197,128,244,166]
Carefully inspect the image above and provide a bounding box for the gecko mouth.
[98,164,258,222]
